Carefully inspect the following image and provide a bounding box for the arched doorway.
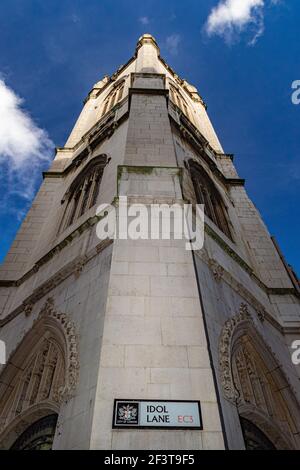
[10,414,58,450]
[240,417,276,450]
[219,304,300,449]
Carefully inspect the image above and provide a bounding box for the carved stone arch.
[238,403,294,450]
[0,298,79,447]
[219,303,300,449]
[0,403,59,450]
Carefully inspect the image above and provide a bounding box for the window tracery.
[189,161,232,240]
[169,85,192,122]
[101,81,125,118]
[60,155,108,232]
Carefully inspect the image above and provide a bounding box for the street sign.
[113,399,202,430]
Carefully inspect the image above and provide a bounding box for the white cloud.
[205,0,279,44]
[0,79,54,215]
[139,16,150,25]
[165,34,181,55]
[71,13,80,24]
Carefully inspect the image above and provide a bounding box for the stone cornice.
[42,171,64,179]
[130,72,166,86]
[1,202,299,329]
[198,247,283,333]
[216,152,234,161]
[0,204,114,290]
[129,87,168,97]
[197,224,300,330]
[226,178,245,186]
[0,238,113,328]
[170,108,242,190]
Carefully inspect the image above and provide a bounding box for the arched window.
[0,298,78,449]
[60,154,108,232]
[189,161,232,240]
[0,335,64,432]
[232,337,299,450]
[169,85,191,122]
[101,81,125,118]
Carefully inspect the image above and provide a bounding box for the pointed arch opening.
[189,160,232,240]
[169,84,193,123]
[219,304,300,450]
[100,80,125,119]
[240,417,276,450]
[0,298,79,449]
[10,413,58,450]
[59,154,109,233]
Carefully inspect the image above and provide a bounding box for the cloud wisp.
[0,79,54,217]
[139,16,150,26]
[165,34,181,56]
[205,0,280,45]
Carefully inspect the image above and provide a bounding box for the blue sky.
[0,0,299,273]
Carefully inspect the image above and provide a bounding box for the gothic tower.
[0,34,300,450]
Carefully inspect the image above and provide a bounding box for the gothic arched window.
[101,81,125,118]
[0,298,78,450]
[60,154,108,232]
[219,306,300,450]
[189,162,232,240]
[232,336,300,449]
[169,85,191,122]
[0,335,64,432]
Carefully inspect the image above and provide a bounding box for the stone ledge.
[129,87,168,96]
[0,238,113,328]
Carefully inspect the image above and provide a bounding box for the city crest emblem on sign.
[116,402,139,425]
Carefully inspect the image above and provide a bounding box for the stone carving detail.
[195,247,280,331]
[38,298,79,401]
[22,302,33,317]
[0,299,79,435]
[219,303,300,447]
[232,338,297,444]
[73,255,88,279]
[219,303,251,403]
[256,308,266,322]
[208,258,224,282]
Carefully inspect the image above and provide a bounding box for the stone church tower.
[0,34,300,450]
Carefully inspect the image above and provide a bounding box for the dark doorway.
[11,413,58,450]
[240,417,276,450]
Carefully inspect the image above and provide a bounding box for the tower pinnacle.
[136,33,160,53]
